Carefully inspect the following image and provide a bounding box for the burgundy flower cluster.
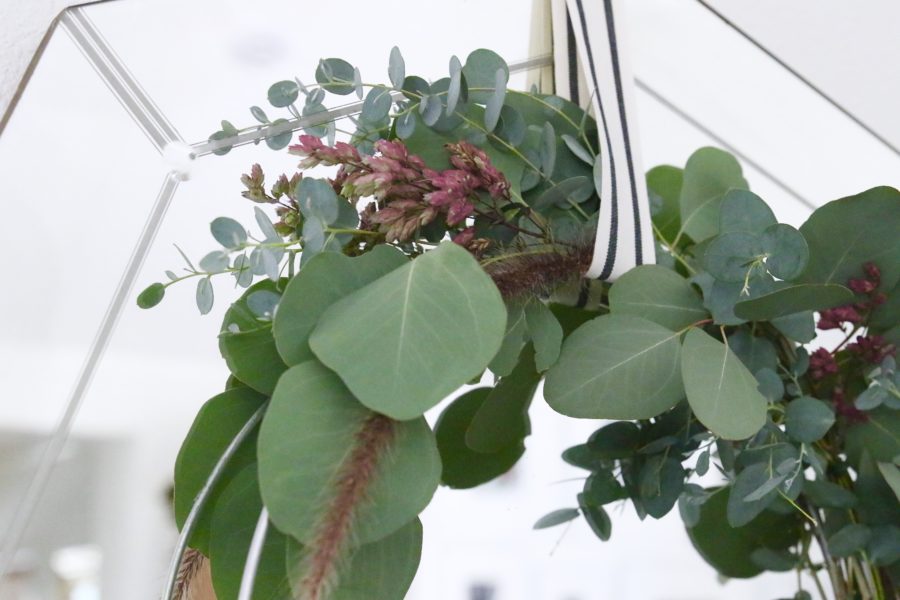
[288,135,510,243]
[848,334,896,365]
[808,348,838,381]
[817,262,886,330]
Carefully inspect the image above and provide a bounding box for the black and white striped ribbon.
[550,0,655,280]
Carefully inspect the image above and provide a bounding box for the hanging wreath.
[138,48,900,600]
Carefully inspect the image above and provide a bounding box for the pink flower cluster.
[287,135,511,243]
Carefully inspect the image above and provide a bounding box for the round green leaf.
[679,147,748,242]
[286,518,422,600]
[173,386,266,554]
[258,361,440,545]
[784,396,835,443]
[220,280,288,395]
[266,119,293,150]
[703,232,763,282]
[734,283,855,320]
[799,186,900,290]
[434,388,525,489]
[718,189,777,234]
[267,80,299,108]
[211,216,248,249]
[273,247,407,366]
[728,329,778,373]
[362,88,393,124]
[388,46,406,89]
[686,488,802,579]
[137,282,165,308]
[544,315,684,419]
[638,455,686,519]
[208,465,292,600]
[315,58,356,95]
[761,223,808,280]
[196,277,214,315]
[495,105,526,147]
[609,265,708,330]
[681,328,767,440]
[309,243,506,420]
[828,524,872,558]
[462,49,509,103]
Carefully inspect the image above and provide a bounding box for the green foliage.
[258,361,440,545]
[545,315,684,419]
[681,328,767,440]
[143,48,900,599]
[285,519,423,600]
[609,265,707,330]
[435,388,525,489]
[309,242,506,420]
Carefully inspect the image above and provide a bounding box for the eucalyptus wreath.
[139,48,900,600]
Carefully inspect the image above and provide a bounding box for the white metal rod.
[236,509,270,600]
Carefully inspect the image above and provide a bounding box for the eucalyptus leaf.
[274,246,407,365]
[419,94,443,127]
[828,524,872,558]
[524,300,563,372]
[646,165,683,243]
[540,121,557,176]
[679,147,748,242]
[362,87,393,124]
[196,277,214,314]
[396,110,416,139]
[703,232,763,282]
[483,68,506,132]
[199,251,229,273]
[208,466,292,600]
[250,105,269,124]
[297,177,340,224]
[734,283,855,321]
[761,223,808,281]
[719,189,777,234]
[461,48,509,103]
[561,134,594,166]
[137,282,165,309]
[388,46,405,89]
[545,315,684,420]
[315,58,356,95]
[446,55,463,114]
[609,265,708,330]
[286,518,422,600]
[533,508,580,529]
[267,80,299,107]
[434,388,525,489]
[258,361,441,545]
[466,345,539,454]
[309,243,506,420]
[799,186,900,290]
[211,217,248,249]
[681,328,767,440]
[578,494,612,541]
[785,397,835,443]
[219,279,288,395]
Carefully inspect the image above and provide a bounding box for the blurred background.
[1,1,899,598]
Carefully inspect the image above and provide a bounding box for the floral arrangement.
[139,48,900,600]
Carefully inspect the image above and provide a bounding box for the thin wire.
[160,403,268,600]
[236,509,270,600]
[635,78,816,210]
[0,174,180,582]
[695,0,900,158]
